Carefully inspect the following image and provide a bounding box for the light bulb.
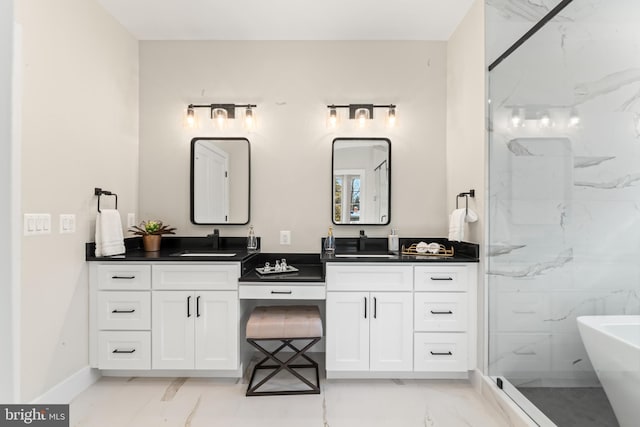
[213,108,227,128]
[387,107,396,127]
[539,111,550,128]
[328,108,338,128]
[186,107,195,128]
[356,108,369,128]
[569,108,580,127]
[510,108,522,127]
[244,107,254,129]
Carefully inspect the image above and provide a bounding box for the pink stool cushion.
[246,306,323,339]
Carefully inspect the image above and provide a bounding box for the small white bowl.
[426,242,441,254]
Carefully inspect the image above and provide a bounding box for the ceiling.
[96,0,475,41]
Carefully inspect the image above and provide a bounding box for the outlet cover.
[127,213,136,228]
[280,230,291,245]
[59,214,76,234]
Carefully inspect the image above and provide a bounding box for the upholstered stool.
[245,305,322,396]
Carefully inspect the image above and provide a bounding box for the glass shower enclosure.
[487,1,640,426]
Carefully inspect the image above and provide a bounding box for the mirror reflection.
[191,137,250,224]
[332,138,390,225]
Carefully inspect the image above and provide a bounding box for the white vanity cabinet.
[326,264,414,372]
[89,262,240,373]
[90,264,152,370]
[325,262,477,378]
[413,264,477,373]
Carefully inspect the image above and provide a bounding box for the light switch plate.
[24,213,51,236]
[59,214,76,234]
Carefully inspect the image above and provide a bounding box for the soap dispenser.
[388,229,399,254]
[247,225,258,251]
[324,226,336,253]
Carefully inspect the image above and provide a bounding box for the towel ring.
[95,187,118,213]
[455,189,475,214]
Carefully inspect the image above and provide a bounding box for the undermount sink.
[171,250,237,257]
[334,254,395,258]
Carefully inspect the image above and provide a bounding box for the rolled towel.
[448,208,466,242]
[95,209,125,257]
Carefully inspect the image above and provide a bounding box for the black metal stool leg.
[246,337,321,396]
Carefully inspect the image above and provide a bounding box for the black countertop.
[85,236,259,264]
[319,237,479,263]
[239,253,324,283]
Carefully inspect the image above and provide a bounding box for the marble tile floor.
[517,387,619,427]
[70,374,513,427]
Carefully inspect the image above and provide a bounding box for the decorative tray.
[255,265,300,275]
[401,243,454,257]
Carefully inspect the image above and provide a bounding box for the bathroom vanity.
[86,236,478,380]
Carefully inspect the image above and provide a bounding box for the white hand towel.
[448,208,466,242]
[465,208,479,223]
[95,209,125,257]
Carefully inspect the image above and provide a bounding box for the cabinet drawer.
[152,264,239,290]
[414,332,468,372]
[326,264,413,292]
[98,331,151,370]
[239,284,326,300]
[414,293,468,332]
[414,266,468,292]
[97,264,151,290]
[98,291,151,330]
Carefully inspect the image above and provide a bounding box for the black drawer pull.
[111,309,135,314]
[111,275,135,280]
[430,351,453,356]
[271,290,292,294]
[112,348,136,354]
[430,310,453,315]
[430,277,453,281]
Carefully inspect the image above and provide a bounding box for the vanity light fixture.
[185,103,258,129]
[539,110,551,128]
[568,108,580,127]
[326,104,397,128]
[510,108,523,127]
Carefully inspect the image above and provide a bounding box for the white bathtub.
[577,315,640,427]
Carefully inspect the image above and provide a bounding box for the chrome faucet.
[359,229,367,251]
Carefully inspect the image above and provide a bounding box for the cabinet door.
[152,291,195,369]
[370,292,413,371]
[326,292,370,371]
[194,291,239,370]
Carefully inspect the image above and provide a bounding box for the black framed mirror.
[190,137,250,224]
[332,137,390,225]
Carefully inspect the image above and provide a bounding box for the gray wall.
[139,41,450,252]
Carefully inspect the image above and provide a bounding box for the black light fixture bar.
[327,103,397,120]
[188,103,257,120]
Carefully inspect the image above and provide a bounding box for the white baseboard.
[31,367,101,404]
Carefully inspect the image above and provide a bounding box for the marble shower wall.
[487,0,640,386]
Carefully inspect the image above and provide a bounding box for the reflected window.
[334,171,364,224]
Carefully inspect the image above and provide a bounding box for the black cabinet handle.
[430,310,453,315]
[364,297,367,319]
[111,275,135,280]
[112,348,136,354]
[187,296,191,318]
[374,297,377,319]
[430,351,453,356]
[430,277,453,281]
[196,296,201,317]
[111,309,135,314]
[270,290,292,294]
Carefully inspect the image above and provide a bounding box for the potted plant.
[128,220,176,252]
